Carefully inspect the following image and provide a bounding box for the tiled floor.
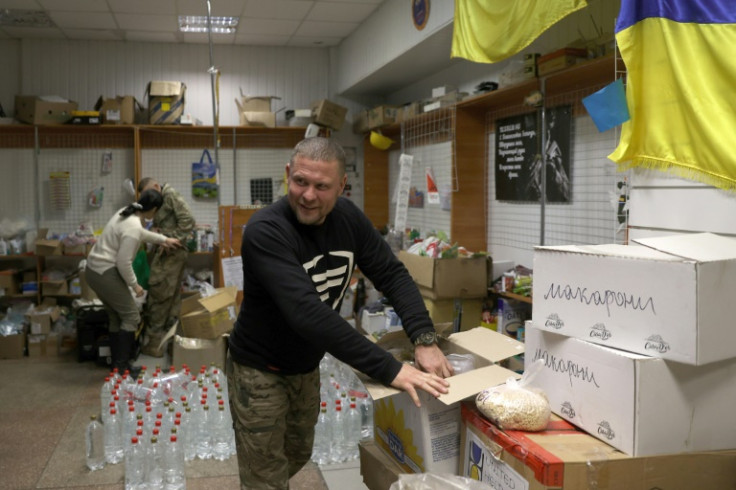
[0,353,366,489]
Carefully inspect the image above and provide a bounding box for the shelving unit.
[361,54,617,253]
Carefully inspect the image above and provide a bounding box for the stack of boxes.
[398,251,488,332]
[161,286,238,368]
[450,232,736,490]
[526,232,736,456]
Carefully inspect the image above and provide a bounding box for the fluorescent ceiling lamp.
[0,9,55,28]
[178,15,238,34]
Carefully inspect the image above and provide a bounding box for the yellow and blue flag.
[451,0,588,64]
[609,0,736,190]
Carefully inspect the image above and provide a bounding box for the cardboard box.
[26,298,61,335]
[0,332,25,359]
[172,334,227,369]
[401,101,422,121]
[14,95,78,125]
[68,111,101,125]
[0,270,18,295]
[423,297,484,332]
[35,228,62,256]
[42,280,67,296]
[180,287,238,339]
[27,334,48,358]
[238,111,276,128]
[353,110,369,134]
[359,441,404,490]
[537,47,588,76]
[398,251,488,300]
[311,99,348,131]
[432,85,456,98]
[94,95,139,124]
[237,91,280,112]
[362,327,524,474]
[532,233,736,365]
[526,324,736,456]
[460,402,736,490]
[368,105,399,130]
[147,81,186,124]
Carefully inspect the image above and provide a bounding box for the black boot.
[116,330,141,380]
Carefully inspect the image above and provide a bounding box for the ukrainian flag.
[451,0,587,64]
[609,0,736,190]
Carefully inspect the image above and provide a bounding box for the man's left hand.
[414,344,454,378]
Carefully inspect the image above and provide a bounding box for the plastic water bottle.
[359,393,374,441]
[100,377,114,417]
[346,402,362,461]
[211,403,232,461]
[85,414,106,471]
[104,408,124,464]
[163,434,186,490]
[331,405,347,463]
[194,404,212,460]
[181,406,196,462]
[145,436,164,490]
[311,403,332,465]
[125,436,145,490]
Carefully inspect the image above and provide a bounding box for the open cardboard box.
[532,232,736,365]
[26,298,60,335]
[179,286,238,339]
[361,325,524,474]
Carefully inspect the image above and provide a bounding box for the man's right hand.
[390,363,450,408]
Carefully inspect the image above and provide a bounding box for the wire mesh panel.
[234,148,291,206]
[141,148,221,234]
[387,107,456,237]
[487,82,627,257]
[35,128,136,235]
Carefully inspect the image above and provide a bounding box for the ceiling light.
[0,9,55,28]
[178,15,238,34]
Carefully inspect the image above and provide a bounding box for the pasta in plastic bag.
[475,359,550,431]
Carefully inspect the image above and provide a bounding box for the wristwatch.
[413,331,438,347]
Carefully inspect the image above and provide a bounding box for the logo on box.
[388,429,405,462]
[597,421,616,440]
[544,313,564,329]
[560,401,576,419]
[644,334,670,353]
[589,323,611,341]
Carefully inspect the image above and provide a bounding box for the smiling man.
[226,137,453,489]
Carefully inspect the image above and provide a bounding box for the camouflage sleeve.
[166,191,196,241]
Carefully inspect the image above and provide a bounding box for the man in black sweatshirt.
[227,137,452,489]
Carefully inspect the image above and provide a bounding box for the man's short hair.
[291,137,346,176]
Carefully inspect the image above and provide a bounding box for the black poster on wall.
[495,105,572,203]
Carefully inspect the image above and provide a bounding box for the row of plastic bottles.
[87,363,236,486]
[312,353,374,465]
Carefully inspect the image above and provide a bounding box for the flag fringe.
[616,157,736,192]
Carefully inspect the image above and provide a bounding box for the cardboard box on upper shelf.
[532,232,736,365]
[525,323,736,457]
[94,95,140,124]
[361,325,524,475]
[147,81,186,124]
[311,99,347,131]
[0,270,18,295]
[236,90,280,112]
[15,95,78,125]
[367,105,399,130]
[460,401,736,490]
[398,251,488,300]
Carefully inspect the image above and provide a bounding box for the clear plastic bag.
[389,473,493,490]
[475,358,550,431]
